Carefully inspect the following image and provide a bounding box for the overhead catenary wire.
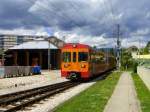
[26,0,86,34]
[97,0,118,47]
[100,0,122,68]
[27,0,124,49]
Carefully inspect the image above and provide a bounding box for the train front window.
[78,52,88,62]
[63,52,71,62]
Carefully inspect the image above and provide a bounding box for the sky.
[0,0,150,48]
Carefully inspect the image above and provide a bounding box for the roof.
[62,43,90,49]
[9,41,58,50]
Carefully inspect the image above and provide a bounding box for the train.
[61,43,116,80]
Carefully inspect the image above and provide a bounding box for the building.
[132,53,150,59]
[5,41,61,70]
[0,34,42,51]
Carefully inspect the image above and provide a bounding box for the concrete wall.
[137,66,150,90]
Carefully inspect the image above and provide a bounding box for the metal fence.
[0,66,33,78]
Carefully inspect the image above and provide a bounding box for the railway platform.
[104,72,141,112]
[0,70,67,95]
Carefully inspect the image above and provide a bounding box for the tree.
[143,47,149,54]
[139,41,150,55]
[146,41,150,48]
[0,48,4,55]
[121,49,135,70]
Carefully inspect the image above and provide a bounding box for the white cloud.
[122,38,146,48]
[0,27,50,36]
[0,0,150,48]
[54,31,115,47]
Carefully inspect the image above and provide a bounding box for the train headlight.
[81,65,86,68]
[64,64,68,68]
[73,44,77,48]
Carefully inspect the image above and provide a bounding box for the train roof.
[62,43,91,49]
[62,43,116,58]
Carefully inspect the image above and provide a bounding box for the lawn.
[53,71,121,112]
[132,73,150,112]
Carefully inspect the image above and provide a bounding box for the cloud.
[0,27,50,36]
[0,0,149,48]
[54,31,115,48]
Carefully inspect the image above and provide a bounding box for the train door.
[71,51,78,71]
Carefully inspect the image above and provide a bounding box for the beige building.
[132,52,150,59]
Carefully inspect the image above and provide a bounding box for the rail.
[0,81,80,112]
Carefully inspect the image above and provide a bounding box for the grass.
[53,71,121,112]
[132,73,150,112]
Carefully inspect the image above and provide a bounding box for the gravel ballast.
[18,81,96,112]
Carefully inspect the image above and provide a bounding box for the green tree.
[139,41,150,55]
[143,47,149,54]
[0,48,4,55]
[146,41,150,48]
[121,48,138,72]
[121,49,135,70]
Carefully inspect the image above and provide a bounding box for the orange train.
[61,43,116,80]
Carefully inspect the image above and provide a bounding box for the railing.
[0,66,37,78]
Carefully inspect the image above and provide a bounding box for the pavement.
[137,66,150,90]
[0,70,68,95]
[0,70,61,89]
[103,72,141,112]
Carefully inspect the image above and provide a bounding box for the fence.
[0,66,34,78]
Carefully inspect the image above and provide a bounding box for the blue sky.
[0,0,149,47]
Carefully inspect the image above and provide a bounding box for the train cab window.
[78,52,88,62]
[63,52,71,62]
[73,52,76,62]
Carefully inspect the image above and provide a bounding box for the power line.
[27,0,86,33]
[99,0,118,48]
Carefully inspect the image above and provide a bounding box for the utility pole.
[2,48,5,66]
[48,40,51,71]
[116,24,121,70]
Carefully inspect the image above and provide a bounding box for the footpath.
[103,72,141,112]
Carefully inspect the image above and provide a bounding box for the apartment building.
[0,35,40,51]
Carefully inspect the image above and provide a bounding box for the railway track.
[0,81,80,112]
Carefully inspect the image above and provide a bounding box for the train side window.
[91,53,96,63]
[78,52,88,62]
[91,53,105,63]
[63,52,71,62]
[73,52,76,62]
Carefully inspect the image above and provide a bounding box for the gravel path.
[103,72,141,112]
[137,66,150,90]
